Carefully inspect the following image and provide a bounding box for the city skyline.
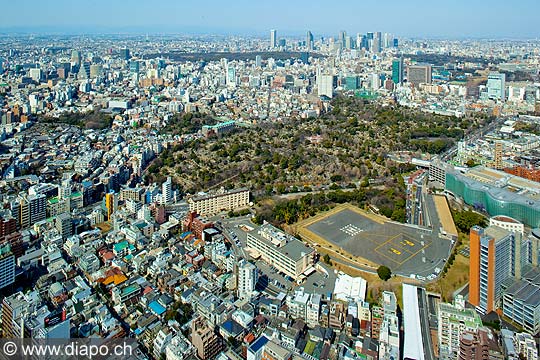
[1,0,540,38]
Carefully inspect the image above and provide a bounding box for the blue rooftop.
[149,301,166,315]
[221,319,244,335]
[250,335,269,353]
[114,241,129,252]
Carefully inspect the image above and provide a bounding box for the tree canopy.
[377,265,392,281]
[453,210,486,233]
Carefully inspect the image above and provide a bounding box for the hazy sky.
[1,0,539,38]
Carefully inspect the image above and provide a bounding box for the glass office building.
[446,171,540,228]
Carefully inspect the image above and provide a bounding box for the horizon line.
[0,25,538,41]
[0,30,539,42]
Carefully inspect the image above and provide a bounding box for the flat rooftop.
[250,223,314,261]
[432,195,458,238]
[189,187,249,202]
[449,168,540,209]
[485,225,511,243]
[464,166,540,201]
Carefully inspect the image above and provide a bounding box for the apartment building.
[187,188,249,216]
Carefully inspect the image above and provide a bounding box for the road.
[440,116,506,162]
[212,215,252,259]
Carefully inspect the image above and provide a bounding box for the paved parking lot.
[299,205,452,278]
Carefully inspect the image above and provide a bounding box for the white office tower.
[306,31,313,51]
[29,68,42,82]
[270,29,277,48]
[227,65,236,87]
[237,259,258,299]
[162,177,172,205]
[487,72,506,101]
[317,74,335,98]
[370,73,380,90]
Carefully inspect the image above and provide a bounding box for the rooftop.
[432,195,458,237]
[455,165,540,203]
[148,300,166,315]
[333,272,367,302]
[402,284,425,360]
[484,225,512,244]
[504,267,540,306]
[251,223,314,261]
[249,335,269,353]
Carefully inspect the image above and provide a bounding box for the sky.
[1,0,539,38]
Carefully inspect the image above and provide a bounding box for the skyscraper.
[317,74,335,98]
[361,35,368,50]
[338,30,346,48]
[306,31,313,51]
[392,58,404,85]
[129,60,140,74]
[345,36,352,49]
[373,32,382,53]
[469,225,517,314]
[300,52,309,64]
[77,62,91,79]
[344,76,360,90]
[227,65,236,86]
[270,30,277,48]
[29,68,42,82]
[120,48,130,60]
[70,50,81,65]
[370,73,380,90]
[89,64,102,78]
[383,33,392,48]
[366,32,374,51]
[487,72,506,100]
[356,34,363,49]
